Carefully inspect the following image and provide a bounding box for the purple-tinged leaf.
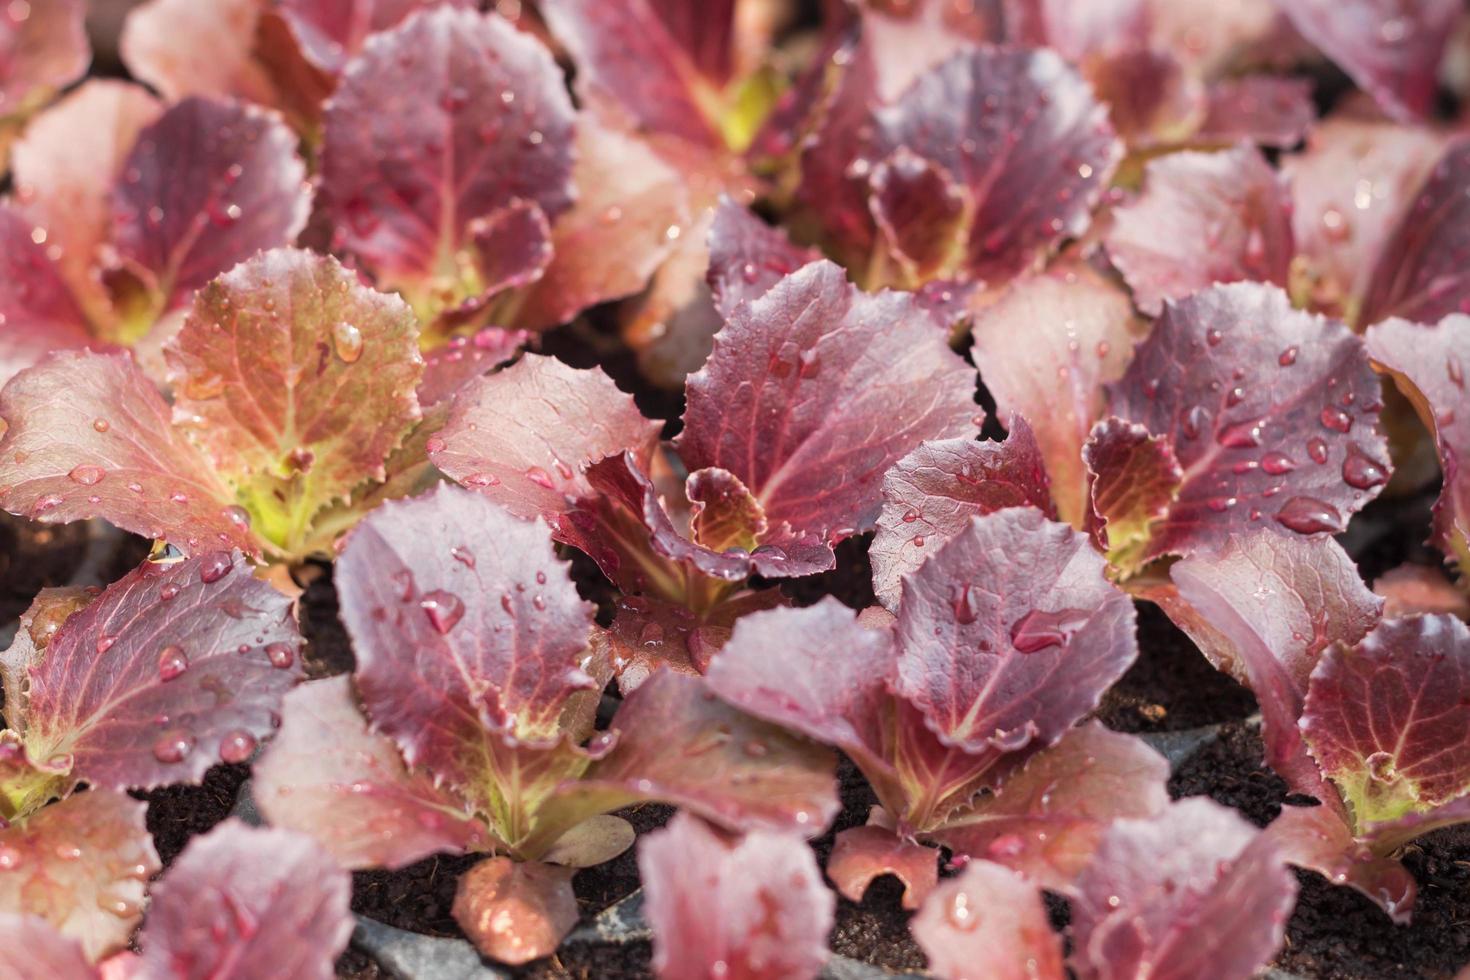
[1070,798,1297,980]
[432,200,554,333]
[565,671,840,836]
[0,352,255,554]
[1160,533,1380,800]
[866,148,969,286]
[1106,283,1389,562]
[1,588,95,743]
[0,790,159,961]
[0,0,88,119]
[1302,614,1470,829]
[894,508,1137,756]
[1085,48,1202,149]
[1365,315,1470,565]
[1282,117,1447,320]
[279,0,472,75]
[862,0,1000,101]
[1274,0,1460,121]
[451,856,577,966]
[255,677,488,870]
[433,354,660,520]
[970,264,1144,527]
[931,723,1170,893]
[1196,76,1315,148]
[0,915,96,980]
[1357,141,1470,327]
[596,589,785,690]
[165,248,423,550]
[679,261,979,541]
[1267,804,1416,924]
[706,198,820,321]
[337,485,596,774]
[139,821,353,980]
[827,823,939,910]
[868,47,1121,283]
[508,118,689,331]
[911,860,1065,980]
[22,552,301,790]
[111,97,311,310]
[319,7,575,294]
[640,813,834,980]
[416,328,528,409]
[1082,417,1183,576]
[0,207,93,386]
[871,421,1055,612]
[120,0,280,109]
[1373,564,1470,619]
[1106,145,1294,316]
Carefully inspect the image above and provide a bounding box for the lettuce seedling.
[707,508,1162,906]
[1,83,310,382]
[0,0,87,159]
[0,820,352,978]
[0,552,303,957]
[254,485,839,964]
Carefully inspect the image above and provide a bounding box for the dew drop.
[96,633,118,654]
[525,466,555,489]
[223,505,251,529]
[1217,419,1263,449]
[1274,496,1343,534]
[1261,452,1297,475]
[901,508,919,523]
[450,545,476,568]
[1181,405,1209,439]
[425,436,446,454]
[1342,446,1388,490]
[1366,750,1398,783]
[160,583,180,601]
[67,464,104,486]
[157,645,189,681]
[331,321,364,363]
[1306,437,1329,465]
[219,730,257,764]
[152,731,196,764]
[945,891,980,932]
[1319,406,1353,433]
[92,418,110,433]
[266,642,296,669]
[1010,608,1088,653]
[950,583,979,625]
[198,552,233,583]
[0,845,21,871]
[1205,327,1223,347]
[1278,346,1299,367]
[420,590,465,634]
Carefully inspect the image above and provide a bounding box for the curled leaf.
[827,823,939,910]
[451,857,577,965]
[1266,804,1416,923]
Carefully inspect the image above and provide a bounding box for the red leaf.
[451,857,577,965]
[970,264,1144,526]
[416,328,529,409]
[433,354,660,520]
[931,723,1171,893]
[0,207,93,386]
[706,198,820,321]
[1267,804,1416,923]
[0,915,97,980]
[1373,564,1470,620]
[679,261,979,541]
[254,677,488,870]
[22,552,301,790]
[0,352,260,555]
[337,485,596,777]
[866,148,969,285]
[0,791,159,961]
[827,823,939,909]
[0,0,88,115]
[278,0,472,75]
[110,97,311,308]
[595,589,785,691]
[1070,798,1297,980]
[455,200,553,327]
[869,47,1120,282]
[1275,0,1460,121]
[165,248,423,547]
[139,821,353,980]
[1196,76,1316,149]
[1106,283,1389,562]
[893,508,1137,755]
[1082,416,1183,575]
[911,860,1065,980]
[870,420,1056,611]
[1366,315,1470,563]
[319,7,574,292]
[1106,145,1294,316]
[1302,614,1470,830]
[639,813,834,980]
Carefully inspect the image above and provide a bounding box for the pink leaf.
[138,821,353,980]
[869,47,1121,282]
[0,207,93,386]
[1275,0,1461,121]
[1196,76,1316,149]
[827,824,939,910]
[911,860,1065,980]
[0,0,88,115]
[433,354,660,520]
[1070,798,1297,980]
[165,248,424,535]
[337,484,596,776]
[451,856,578,965]
[254,677,488,870]
[1373,564,1470,620]
[120,0,279,108]
[706,198,820,321]
[679,261,979,541]
[0,791,159,961]
[1365,315,1470,562]
[870,420,1056,611]
[319,7,574,290]
[0,352,258,555]
[110,97,311,307]
[893,508,1137,755]
[1105,145,1294,316]
[23,551,302,790]
[278,0,472,75]
[1266,804,1416,923]
[416,328,529,409]
[1301,614,1470,830]
[639,813,834,980]
[1106,283,1389,562]
[595,589,786,690]
[969,264,1144,526]
[0,915,97,980]
[931,723,1170,893]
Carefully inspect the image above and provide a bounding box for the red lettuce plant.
[432,254,979,684]
[0,552,303,956]
[253,484,839,963]
[706,507,1159,908]
[0,247,516,562]
[1,81,310,383]
[639,813,835,980]
[0,820,352,978]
